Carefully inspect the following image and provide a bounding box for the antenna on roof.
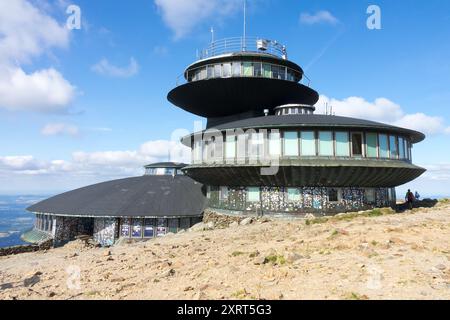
[243,0,247,51]
[210,26,215,44]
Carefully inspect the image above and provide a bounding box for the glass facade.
[284,132,299,156]
[366,133,378,158]
[247,187,260,202]
[301,131,316,156]
[192,130,412,163]
[187,61,302,83]
[319,131,333,156]
[335,132,350,157]
[389,135,398,159]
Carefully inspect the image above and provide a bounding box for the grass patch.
[231,289,249,299]
[264,254,287,265]
[231,251,245,257]
[305,207,395,226]
[347,292,368,300]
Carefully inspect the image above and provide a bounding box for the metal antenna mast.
[243,0,247,51]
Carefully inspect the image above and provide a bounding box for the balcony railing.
[198,37,288,60]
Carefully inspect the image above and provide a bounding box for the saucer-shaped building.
[25,163,206,246]
[168,37,426,216]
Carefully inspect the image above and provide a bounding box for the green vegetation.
[264,254,287,265]
[231,251,245,257]
[305,208,396,226]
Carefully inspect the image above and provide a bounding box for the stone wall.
[0,240,53,257]
[208,186,394,216]
[54,217,94,247]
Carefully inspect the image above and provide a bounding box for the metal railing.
[198,37,288,60]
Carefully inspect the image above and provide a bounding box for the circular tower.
[168,37,426,216]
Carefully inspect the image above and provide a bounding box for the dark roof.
[27,176,207,218]
[168,77,319,118]
[144,162,187,169]
[184,114,425,144]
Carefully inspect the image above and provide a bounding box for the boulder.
[240,217,254,226]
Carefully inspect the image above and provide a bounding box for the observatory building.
[168,37,426,216]
[24,163,206,246]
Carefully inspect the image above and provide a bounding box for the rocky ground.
[1,201,450,300]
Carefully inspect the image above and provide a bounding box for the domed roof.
[27,175,207,218]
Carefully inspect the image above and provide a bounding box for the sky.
[0,0,449,197]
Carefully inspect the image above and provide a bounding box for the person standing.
[405,189,415,210]
[415,191,420,201]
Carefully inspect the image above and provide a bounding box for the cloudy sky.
[0,0,449,197]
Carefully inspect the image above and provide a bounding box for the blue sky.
[0,0,449,197]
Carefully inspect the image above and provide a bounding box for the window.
[156,219,167,237]
[398,137,405,159]
[287,188,301,202]
[262,63,272,78]
[328,189,339,202]
[366,133,378,158]
[168,219,178,234]
[404,139,411,160]
[120,219,130,238]
[319,131,333,156]
[249,132,264,160]
[232,62,241,77]
[131,218,142,238]
[253,62,262,77]
[247,187,260,202]
[143,219,154,238]
[243,62,253,76]
[198,68,207,80]
[222,63,231,78]
[284,131,299,156]
[207,65,214,79]
[389,135,398,159]
[301,131,316,156]
[379,134,389,158]
[214,64,221,78]
[225,135,236,159]
[269,132,281,156]
[366,189,375,203]
[220,187,228,200]
[335,132,350,157]
[351,133,363,157]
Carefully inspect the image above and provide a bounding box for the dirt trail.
[1,202,449,300]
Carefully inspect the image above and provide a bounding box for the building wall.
[54,216,94,246]
[93,218,119,247]
[208,186,395,216]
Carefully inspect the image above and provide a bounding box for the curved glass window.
[351,133,363,157]
[284,132,299,156]
[366,133,378,158]
[269,132,281,156]
[225,135,236,159]
[301,131,316,156]
[222,63,231,77]
[389,135,398,159]
[243,62,253,76]
[232,62,241,76]
[319,131,333,156]
[398,137,405,159]
[335,132,350,157]
[379,134,389,158]
[262,63,272,78]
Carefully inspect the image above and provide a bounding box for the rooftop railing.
[198,37,288,60]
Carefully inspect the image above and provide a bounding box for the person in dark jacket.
[405,189,415,210]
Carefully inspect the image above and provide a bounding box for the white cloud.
[300,10,339,26]
[0,66,76,112]
[91,57,139,78]
[317,95,450,136]
[0,140,191,179]
[0,0,76,113]
[41,123,79,137]
[154,0,241,39]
